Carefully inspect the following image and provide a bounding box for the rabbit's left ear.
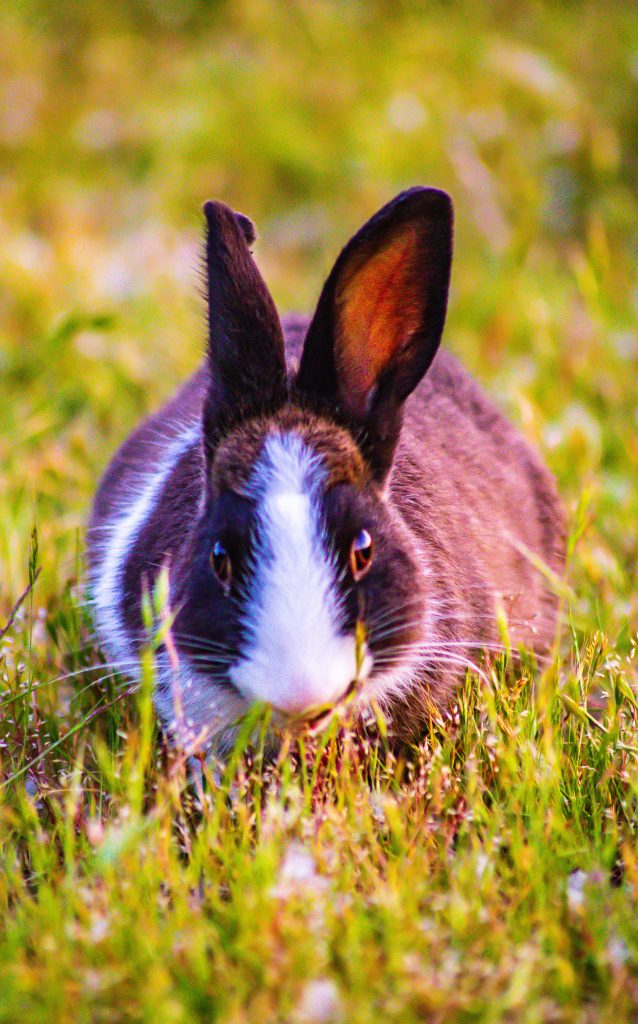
[296,187,453,481]
[202,201,287,455]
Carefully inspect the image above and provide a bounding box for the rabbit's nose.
[229,640,372,718]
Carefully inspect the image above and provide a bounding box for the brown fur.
[395,347,564,664]
[212,407,368,495]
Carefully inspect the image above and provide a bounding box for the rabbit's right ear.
[296,188,453,482]
[202,201,287,454]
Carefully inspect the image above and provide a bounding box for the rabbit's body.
[88,189,565,752]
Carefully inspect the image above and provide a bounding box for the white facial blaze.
[230,433,361,716]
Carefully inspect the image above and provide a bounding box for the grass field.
[2,2,638,1020]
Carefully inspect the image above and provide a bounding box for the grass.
[1,1,638,1020]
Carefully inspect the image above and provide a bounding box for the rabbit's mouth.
[279,678,360,735]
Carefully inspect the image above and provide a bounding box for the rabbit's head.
[168,189,453,738]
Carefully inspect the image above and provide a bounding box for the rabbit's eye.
[349,529,374,581]
[211,540,232,592]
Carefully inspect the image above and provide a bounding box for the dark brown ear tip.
[425,187,453,218]
[202,200,256,246]
[398,186,453,222]
[202,199,230,223]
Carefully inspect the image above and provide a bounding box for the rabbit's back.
[395,348,564,662]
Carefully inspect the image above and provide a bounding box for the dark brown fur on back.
[396,348,564,675]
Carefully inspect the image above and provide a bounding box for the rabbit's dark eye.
[349,529,374,581]
[211,540,232,593]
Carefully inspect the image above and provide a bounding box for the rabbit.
[87,187,565,755]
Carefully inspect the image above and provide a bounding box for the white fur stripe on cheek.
[230,433,360,715]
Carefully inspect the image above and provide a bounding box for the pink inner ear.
[333,224,424,419]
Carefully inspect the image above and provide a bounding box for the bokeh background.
[1,0,637,634]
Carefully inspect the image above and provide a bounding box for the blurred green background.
[1,0,637,634]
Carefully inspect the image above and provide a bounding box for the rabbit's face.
[171,408,426,730]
